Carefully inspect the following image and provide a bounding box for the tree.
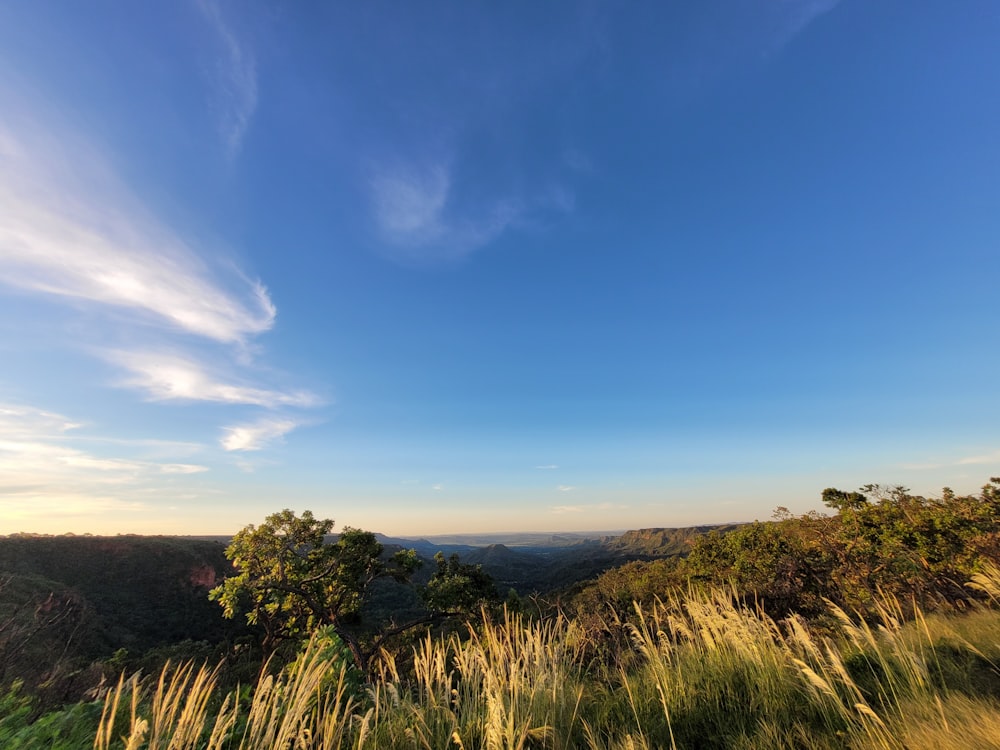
[821,487,869,512]
[210,509,501,673]
[422,552,501,612]
[683,522,822,616]
[209,510,419,670]
[785,480,1000,610]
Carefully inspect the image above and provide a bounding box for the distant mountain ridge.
[400,531,616,548]
[186,523,745,594]
[0,522,742,702]
[604,525,744,555]
[376,523,743,594]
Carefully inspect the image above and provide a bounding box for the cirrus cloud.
[197,0,258,156]
[220,417,302,452]
[0,402,210,526]
[108,350,320,408]
[0,118,275,343]
[0,99,319,466]
[369,161,522,261]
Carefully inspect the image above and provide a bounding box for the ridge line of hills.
[0,522,741,700]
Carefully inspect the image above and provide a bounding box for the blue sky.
[1,1,999,535]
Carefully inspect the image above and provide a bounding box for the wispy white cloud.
[557,485,575,492]
[432,483,444,491]
[371,164,449,242]
[550,501,625,515]
[0,404,82,437]
[198,0,258,156]
[957,451,1000,466]
[0,121,275,343]
[0,402,210,525]
[70,437,206,459]
[777,0,841,43]
[159,463,210,474]
[0,86,315,473]
[220,417,301,451]
[535,464,559,470]
[1,493,147,523]
[231,456,280,474]
[899,450,1000,471]
[109,350,319,407]
[369,161,521,261]
[0,405,210,480]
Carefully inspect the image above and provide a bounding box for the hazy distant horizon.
[2,2,999,536]
[6,522,759,544]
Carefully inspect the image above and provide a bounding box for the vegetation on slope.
[82,573,1000,749]
[571,479,1000,632]
[0,536,244,708]
[2,478,1000,747]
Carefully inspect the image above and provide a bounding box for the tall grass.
[586,584,1000,750]
[93,575,1000,749]
[363,610,586,749]
[93,635,356,750]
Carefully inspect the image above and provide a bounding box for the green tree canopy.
[422,552,501,613]
[209,509,419,668]
[210,509,501,672]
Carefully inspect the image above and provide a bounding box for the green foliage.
[8,478,1000,748]
[0,682,101,749]
[207,510,527,681]
[821,487,870,511]
[0,573,85,685]
[285,626,366,708]
[210,509,510,675]
[604,525,743,556]
[0,535,235,655]
[670,478,1000,617]
[209,510,421,659]
[0,536,241,709]
[684,521,824,615]
[88,583,1000,750]
[568,476,1000,647]
[801,478,1000,610]
[422,552,501,612]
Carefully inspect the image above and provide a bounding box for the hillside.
[604,524,743,555]
[190,525,740,595]
[0,535,244,700]
[431,524,740,594]
[0,522,735,705]
[6,478,1000,746]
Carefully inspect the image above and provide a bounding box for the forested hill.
[603,525,744,555]
[411,524,741,593]
[5,482,1000,747]
[0,523,734,703]
[0,535,242,700]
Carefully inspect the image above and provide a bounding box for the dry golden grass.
[94,633,355,750]
[93,571,1000,749]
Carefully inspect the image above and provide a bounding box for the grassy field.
[82,567,1000,749]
